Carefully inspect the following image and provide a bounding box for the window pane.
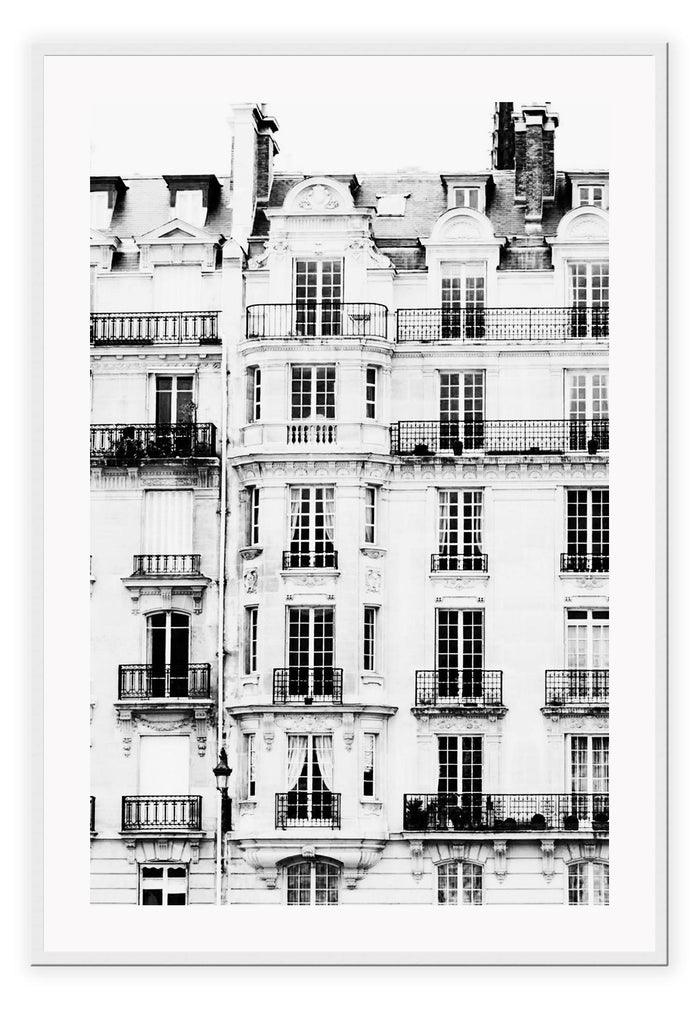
[437,862,458,905]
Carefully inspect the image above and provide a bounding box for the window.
[568,261,609,338]
[290,365,336,421]
[568,861,609,905]
[90,190,111,230]
[246,486,260,546]
[577,185,605,208]
[437,862,483,905]
[565,370,609,451]
[366,365,378,419]
[294,260,343,337]
[436,490,485,571]
[364,486,378,545]
[244,607,258,675]
[288,486,335,568]
[362,733,378,798]
[143,489,194,556]
[286,859,340,905]
[246,366,261,422]
[155,376,195,426]
[441,262,486,339]
[376,194,407,216]
[146,611,190,698]
[286,735,334,823]
[567,609,609,668]
[453,187,482,211]
[570,735,609,796]
[363,606,378,672]
[439,371,485,451]
[174,189,205,227]
[565,489,609,572]
[244,734,256,799]
[287,606,336,698]
[436,609,484,699]
[140,865,188,906]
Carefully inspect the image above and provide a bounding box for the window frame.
[139,863,189,906]
[435,860,484,905]
[289,364,337,421]
[365,364,379,420]
[364,485,379,545]
[246,486,260,547]
[361,731,378,800]
[243,733,257,800]
[246,365,262,423]
[567,860,609,905]
[243,606,259,675]
[362,605,379,673]
[285,857,341,906]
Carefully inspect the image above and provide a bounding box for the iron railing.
[396,306,609,343]
[118,664,211,700]
[132,554,202,575]
[560,553,609,573]
[415,670,503,707]
[282,550,338,570]
[275,792,341,829]
[90,796,95,832]
[246,303,388,340]
[91,311,220,346]
[122,795,202,831]
[390,419,609,456]
[403,793,609,832]
[90,423,217,461]
[545,670,609,706]
[286,422,337,445]
[431,552,488,572]
[273,668,343,704]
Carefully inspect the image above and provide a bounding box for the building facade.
[90,101,609,907]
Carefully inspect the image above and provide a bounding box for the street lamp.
[213,748,232,833]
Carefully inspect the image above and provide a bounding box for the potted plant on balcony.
[448,804,469,831]
[451,439,464,456]
[502,816,518,831]
[413,442,431,456]
[405,798,429,831]
[592,809,609,830]
[530,813,547,830]
[563,813,579,831]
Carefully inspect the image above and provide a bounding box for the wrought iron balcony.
[415,670,503,708]
[90,311,220,346]
[545,670,609,706]
[122,795,202,831]
[273,668,343,704]
[391,419,609,457]
[431,552,488,572]
[286,422,337,445]
[396,306,609,343]
[403,793,609,832]
[90,423,217,462]
[282,550,338,570]
[132,554,202,576]
[246,303,388,340]
[560,553,609,573]
[118,664,211,700]
[275,792,341,829]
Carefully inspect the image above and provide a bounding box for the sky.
[88,55,621,178]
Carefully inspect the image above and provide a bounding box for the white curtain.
[289,488,302,547]
[470,491,483,554]
[314,736,333,791]
[287,735,308,791]
[438,491,453,554]
[321,487,335,546]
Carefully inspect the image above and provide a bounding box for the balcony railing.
[132,554,202,576]
[560,553,609,573]
[90,796,95,832]
[545,670,609,706]
[415,670,503,707]
[282,550,338,570]
[246,303,388,340]
[90,423,217,462]
[275,792,341,829]
[403,793,609,832]
[118,664,211,700]
[396,306,609,343]
[90,311,220,346]
[122,795,202,831]
[390,419,609,457]
[430,553,488,572]
[273,668,343,704]
[286,422,337,445]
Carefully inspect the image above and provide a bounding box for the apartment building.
[90,101,609,907]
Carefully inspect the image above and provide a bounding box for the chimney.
[491,102,515,170]
[227,103,279,247]
[513,102,559,235]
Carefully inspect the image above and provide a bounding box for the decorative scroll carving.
[117,709,134,756]
[342,713,355,751]
[409,841,424,881]
[243,568,258,594]
[493,840,508,880]
[540,840,556,880]
[297,185,340,210]
[262,713,275,751]
[194,708,210,757]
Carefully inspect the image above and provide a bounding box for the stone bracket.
[540,839,556,880]
[493,839,508,880]
[409,840,424,881]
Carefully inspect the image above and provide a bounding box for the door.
[295,260,343,336]
[570,735,609,821]
[147,611,190,698]
[437,736,483,824]
[155,375,195,456]
[436,609,484,700]
[286,735,334,822]
[439,372,485,452]
[566,489,609,571]
[568,261,609,338]
[437,490,484,570]
[566,370,609,452]
[288,486,335,567]
[441,262,486,340]
[287,607,335,698]
[566,608,609,699]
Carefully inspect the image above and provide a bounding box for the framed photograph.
[38,38,667,965]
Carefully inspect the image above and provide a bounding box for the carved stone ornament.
[240,845,279,889]
[365,568,382,593]
[117,709,134,756]
[239,546,263,561]
[194,708,210,757]
[342,713,355,751]
[360,546,385,560]
[493,840,508,880]
[126,838,199,865]
[409,840,424,881]
[243,568,258,594]
[540,840,556,880]
[342,844,385,889]
[262,712,275,751]
[278,714,341,734]
[297,185,340,210]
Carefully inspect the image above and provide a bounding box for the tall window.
[290,365,336,421]
[568,861,609,905]
[362,733,377,798]
[436,609,484,699]
[566,370,609,452]
[146,611,190,698]
[155,376,195,426]
[570,735,609,824]
[437,862,483,905]
[364,486,378,544]
[566,489,609,572]
[366,365,378,419]
[567,609,609,668]
[441,262,485,339]
[295,259,343,337]
[568,262,609,338]
[244,607,258,675]
[363,606,378,672]
[287,859,340,905]
[246,486,260,546]
[438,736,483,828]
[140,865,188,906]
[286,735,334,823]
[288,486,335,568]
[246,366,261,422]
[243,734,256,799]
[436,490,485,570]
[287,606,335,698]
[439,371,485,451]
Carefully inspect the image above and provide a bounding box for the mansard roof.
[108,176,234,239]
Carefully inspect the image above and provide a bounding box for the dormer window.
[453,187,481,211]
[376,194,408,216]
[175,189,204,226]
[163,175,220,229]
[442,175,490,214]
[569,174,609,211]
[578,184,606,208]
[90,176,127,231]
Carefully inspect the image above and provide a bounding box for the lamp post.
[213,748,232,834]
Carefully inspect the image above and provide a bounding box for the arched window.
[568,861,609,905]
[436,861,483,905]
[286,858,340,906]
[146,611,190,698]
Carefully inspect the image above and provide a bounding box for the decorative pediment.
[283,177,355,214]
[90,228,120,270]
[426,207,498,245]
[135,219,224,245]
[555,206,609,243]
[134,219,224,271]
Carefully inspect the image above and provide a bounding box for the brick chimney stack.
[491,102,515,170]
[227,103,279,248]
[513,102,559,236]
